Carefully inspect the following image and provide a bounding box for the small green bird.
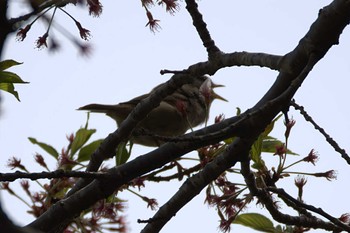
[78,76,226,146]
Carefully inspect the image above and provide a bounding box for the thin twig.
[267,187,350,231]
[291,100,350,165]
[185,0,220,57]
[0,170,107,182]
[146,163,202,182]
[241,161,343,231]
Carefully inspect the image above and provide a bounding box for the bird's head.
[198,76,227,125]
[199,76,227,106]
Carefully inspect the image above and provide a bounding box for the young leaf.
[262,136,298,155]
[224,136,235,145]
[251,115,281,165]
[28,137,59,159]
[233,213,276,233]
[0,83,20,101]
[262,114,282,137]
[236,107,241,116]
[0,71,29,83]
[116,142,131,166]
[0,59,23,71]
[70,128,96,156]
[0,60,27,101]
[251,134,263,165]
[78,139,103,162]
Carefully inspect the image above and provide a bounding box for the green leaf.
[78,139,103,162]
[262,136,298,155]
[52,187,70,199]
[0,60,27,102]
[0,83,20,101]
[250,115,282,167]
[224,136,235,145]
[0,71,29,83]
[0,59,23,71]
[28,137,59,159]
[262,114,282,137]
[116,142,131,166]
[250,114,297,169]
[70,128,96,156]
[106,195,127,204]
[233,213,276,233]
[251,134,263,165]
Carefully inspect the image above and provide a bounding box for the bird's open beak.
[212,91,228,102]
[212,83,228,102]
[212,83,225,88]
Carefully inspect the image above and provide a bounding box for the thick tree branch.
[0,202,43,233]
[255,0,350,108]
[220,52,283,71]
[162,51,282,76]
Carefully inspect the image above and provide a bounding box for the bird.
[78,76,226,147]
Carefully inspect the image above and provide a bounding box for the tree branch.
[162,51,282,77]
[145,163,202,182]
[241,161,344,231]
[0,170,107,182]
[267,187,350,231]
[141,137,253,233]
[0,0,12,59]
[291,100,350,164]
[0,202,43,233]
[185,0,221,57]
[8,0,74,27]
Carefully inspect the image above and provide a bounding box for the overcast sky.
[1,1,350,232]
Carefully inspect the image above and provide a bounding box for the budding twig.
[291,99,350,165]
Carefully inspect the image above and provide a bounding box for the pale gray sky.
[1,1,350,232]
